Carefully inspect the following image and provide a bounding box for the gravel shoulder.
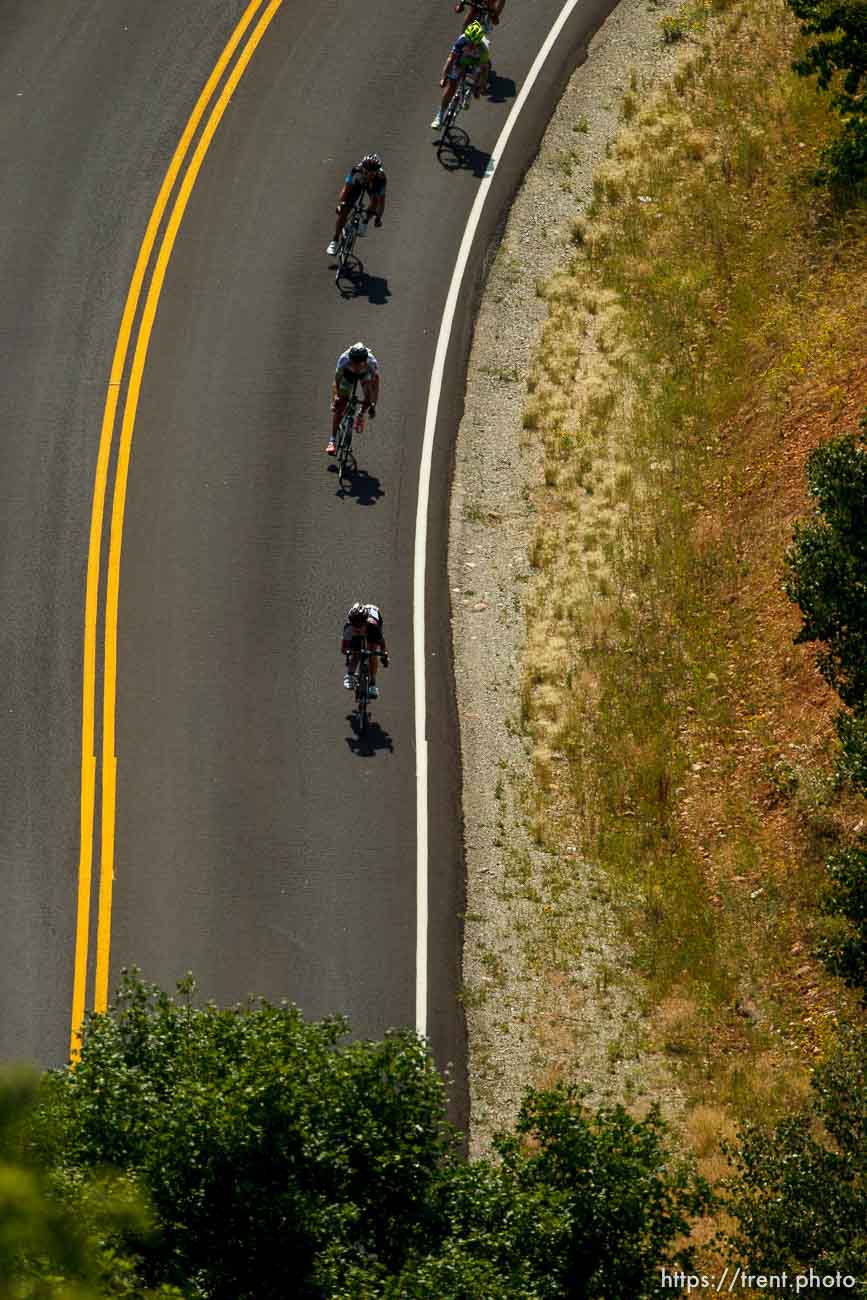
[449,0,684,1155]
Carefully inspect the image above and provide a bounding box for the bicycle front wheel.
[341,224,356,266]
[441,94,460,139]
[335,410,355,479]
[339,207,363,269]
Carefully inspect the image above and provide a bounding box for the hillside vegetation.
[519,0,867,1277]
[3,0,866,1295]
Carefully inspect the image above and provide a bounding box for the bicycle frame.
[459,72,477,110]
[334,381,366,481]
[353,647,382,732]
[335,194,366,282]
[441,68,478,139]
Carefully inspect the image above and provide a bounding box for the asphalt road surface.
[0,0,620,1119]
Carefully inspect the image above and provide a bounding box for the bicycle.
[334,193,368,283]
[333,382,368,484]
[439,69,478,144]
[350,646,385,734]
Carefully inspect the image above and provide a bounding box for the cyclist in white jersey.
[327,342,380,456]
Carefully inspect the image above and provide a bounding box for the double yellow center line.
[70,0,284,1061]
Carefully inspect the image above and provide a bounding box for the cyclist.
[327,343,380,456]
[342,602,389,699]
[326,153,387,257]
[431,22,491,130]
[454,0,505,31]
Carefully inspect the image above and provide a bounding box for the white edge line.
[414,0,586,1039]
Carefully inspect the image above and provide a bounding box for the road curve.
[0,0,621,1118]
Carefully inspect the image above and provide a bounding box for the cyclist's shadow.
[360,274,391,306]
[329,464,384,505]
[336,257,391,306]
[486,71,517,105]
[435,129,491,178]
[345,716,394,756]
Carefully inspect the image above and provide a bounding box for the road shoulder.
[449,0,682,1154]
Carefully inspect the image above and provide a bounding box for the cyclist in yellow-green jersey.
[431,22,491,130]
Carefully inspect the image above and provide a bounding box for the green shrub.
[52,972,452,1297]
[0,1068,175,1299]
[787,0,867,188]
[724,1024,867,1283]
[661,15,688,44]
[32,972,711,1299]
[785,412,867,791]
[837,711,867,792]
[819,842,867,993]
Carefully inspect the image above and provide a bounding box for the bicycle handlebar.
[344,390,375,411]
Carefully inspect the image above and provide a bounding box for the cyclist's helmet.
[348,602,367,626]
[360,153,382,171]
[464,20,485,42]
[348,342,369,363]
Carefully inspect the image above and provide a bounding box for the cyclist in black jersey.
[342,602,389,698]
[326,154,387,257]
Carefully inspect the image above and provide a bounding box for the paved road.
[0,0,619,1113]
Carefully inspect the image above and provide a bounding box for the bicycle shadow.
[339,270,392,306]
[329,463,384,506]
[345,716,394,756]
[333,251,392,305]
[335,254,363,296]
[435,129,492,178]
[328,462,387,506]
[486,70,516,104]
[359,274,391,306]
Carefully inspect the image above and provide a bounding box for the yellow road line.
[71,0,279,1058]
[93,0,285,1016]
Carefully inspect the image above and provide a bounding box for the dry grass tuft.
[685,1103,737,1160]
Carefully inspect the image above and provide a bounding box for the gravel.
[448,0,685,1155]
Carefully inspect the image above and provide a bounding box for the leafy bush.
[660,15,688,43]
[46,972,453,1298]
[382,1088,711,1300]
[837,711,867,791]
[785,413,867,791]
[818,842,867,993]
[34,972,711,1299]
[787,0,867,187]
[0,1067,177,1300]
[724,1024,867,1284]
[487,1086,711,1299]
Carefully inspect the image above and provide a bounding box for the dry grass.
[515,0,867,1263]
